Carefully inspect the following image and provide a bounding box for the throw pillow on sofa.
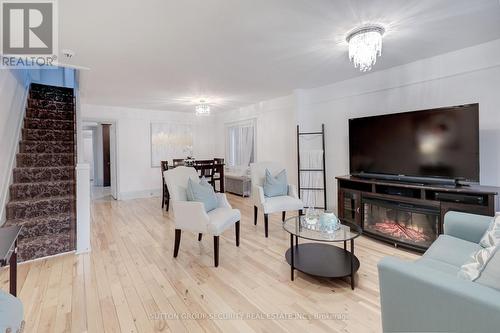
[475,246,500,291]
[479,214,500,248]
[187,177,218,212]
[263,169,288,197]
[458,244,499,287]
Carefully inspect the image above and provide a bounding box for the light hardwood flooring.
[0,194,419,333]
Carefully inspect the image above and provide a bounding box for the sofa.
[378,211,500,333]
[0,290,24,332]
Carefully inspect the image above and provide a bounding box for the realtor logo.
[1,0,57,67]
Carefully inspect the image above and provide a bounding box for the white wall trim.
[76,163,91,254]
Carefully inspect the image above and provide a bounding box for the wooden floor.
[0,194,418,333]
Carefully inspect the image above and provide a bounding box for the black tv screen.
[349,104,479,182]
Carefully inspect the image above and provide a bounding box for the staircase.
[5,83,76,262]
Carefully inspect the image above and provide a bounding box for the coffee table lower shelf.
[285,243,360,289]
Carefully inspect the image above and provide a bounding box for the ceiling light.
[346,25,385,72]
[195,100,210,115]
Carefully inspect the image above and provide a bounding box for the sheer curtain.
[226,120,255,170]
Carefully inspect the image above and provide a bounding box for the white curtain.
[226,120,255,170]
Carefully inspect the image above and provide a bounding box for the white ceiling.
[59,0,500,112]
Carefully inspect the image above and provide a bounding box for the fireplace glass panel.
[363,198,439,249]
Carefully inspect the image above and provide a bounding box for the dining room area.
[160,158,226,212]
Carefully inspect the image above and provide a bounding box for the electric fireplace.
[362,198,439,250]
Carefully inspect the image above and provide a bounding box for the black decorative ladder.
[296,124,327,210]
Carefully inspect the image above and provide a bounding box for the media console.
[336,175,499,252]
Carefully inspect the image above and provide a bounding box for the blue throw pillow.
[187,178,218,212]
[263,169,288,197]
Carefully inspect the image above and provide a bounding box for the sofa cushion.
[479,214,500,248]
[207,208,241,236]
[263,195,303,214]
[263,169,287,197]
[186,178,218,212]
[415,257,459,276]
[424,235,480,267]
[475,246,500,291]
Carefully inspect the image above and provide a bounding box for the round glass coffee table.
[283,216,362,289]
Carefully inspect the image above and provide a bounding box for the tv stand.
[336,175,499,251]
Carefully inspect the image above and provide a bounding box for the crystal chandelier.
[346,25,385,72]
[195,100,210,115]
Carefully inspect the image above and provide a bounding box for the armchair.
[250,162,304,237]
[163,166,241,267]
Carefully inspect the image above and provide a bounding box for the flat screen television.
[349,104,479,183]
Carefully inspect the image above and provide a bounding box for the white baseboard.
[17,250,76,265]
[118,188,161,201]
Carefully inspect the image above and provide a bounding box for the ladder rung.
[300,169,324,172]
[298,132,322,135]
[300,188,325,191]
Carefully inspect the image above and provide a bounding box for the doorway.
[82,121,117,201]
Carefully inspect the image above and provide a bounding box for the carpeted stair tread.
[20,140,74,154]
[30,83,73,94]
[22,128,74,141]
[28,98,74,111]
[10,180,75,200]
[26,108,74,121]
[24,118,74,130]
[18,233,72,262]
[17,153,75,167]
[5,213,73,240]
[30,91,73,103]
[6,195,75,220]
[14,166,75,183]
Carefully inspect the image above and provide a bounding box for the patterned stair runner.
[4,83,76,261]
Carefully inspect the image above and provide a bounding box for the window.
[225,119,256,169]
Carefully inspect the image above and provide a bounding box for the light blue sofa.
[0,290,24,332]
[378,211,500,333]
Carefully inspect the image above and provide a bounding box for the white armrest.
[216,193,232,208]
[172,201,209,232]
[288,184,299,199]
[252,185,266,206]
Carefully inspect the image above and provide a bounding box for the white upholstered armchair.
[250,162,304,237]
[163,166,241,267]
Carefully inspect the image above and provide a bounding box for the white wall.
[296,38,500,211]
[80,104,217,199]
[0,69,30,224]
[213,95,298,186]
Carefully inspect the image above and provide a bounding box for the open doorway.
[82,121,118,201]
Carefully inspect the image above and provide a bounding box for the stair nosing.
[10,180,75,187]
[17,152,75,156]
[7,195,76,205]
[6,212,73,224]
[14,166,74,170]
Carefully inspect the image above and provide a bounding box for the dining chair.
[212,158,224,192]
[250,161,304,238]
[172,159,185,167]
[163,166,241,267]
[194,160,215,187]
[161,161,170,211]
